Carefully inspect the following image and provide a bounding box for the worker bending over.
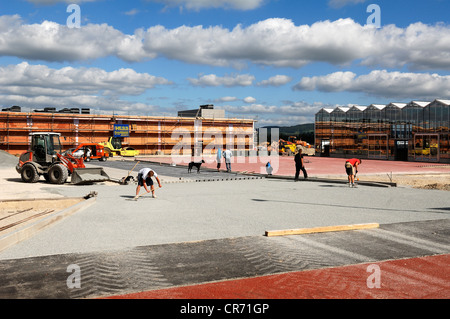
[345,158,361,188]
[136,168,162,198]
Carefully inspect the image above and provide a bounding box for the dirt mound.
[418,183,450,191]
[357,173,450,191]
[0,150,19,168]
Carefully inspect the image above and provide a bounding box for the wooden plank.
[265,223,379,237]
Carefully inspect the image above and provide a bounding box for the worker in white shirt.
[136,168,162,198]
[223,149,232,172]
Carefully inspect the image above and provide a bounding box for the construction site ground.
[0,150,449,305]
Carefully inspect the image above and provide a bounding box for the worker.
[84,147,92,161]
[136,167,162,198]
[266,162,273,175]
[345,158,362,187]
[216,148,222,171]
[294,148,308,181]
[223,149,232,172]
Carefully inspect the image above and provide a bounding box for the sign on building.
[113,124,130,137]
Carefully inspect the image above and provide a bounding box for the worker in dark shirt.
[294,149,308,181]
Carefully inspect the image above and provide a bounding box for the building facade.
[315,99,450,163]
[0,106,255,157]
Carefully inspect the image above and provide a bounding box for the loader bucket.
[71,167,110,185]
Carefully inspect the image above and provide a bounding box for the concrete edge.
[0,197,96,253]
[128,158,397,187]
[266,175,396,187]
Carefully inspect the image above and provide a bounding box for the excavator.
[16,132,110,185]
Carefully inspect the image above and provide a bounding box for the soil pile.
[0,151,18,168]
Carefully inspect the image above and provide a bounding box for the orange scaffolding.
[0,111,256,156]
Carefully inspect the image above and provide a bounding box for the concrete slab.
[137,155,450,177]
[0,168,448,260]
[0,151,449,299]
[0,196,96,253]
[0,219,448,299]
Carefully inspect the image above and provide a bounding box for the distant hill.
[271,123,314,135]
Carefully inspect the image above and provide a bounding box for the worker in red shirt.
[345,158,361,187]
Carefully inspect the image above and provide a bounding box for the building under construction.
[0,105,256,157]
[315,99,450,163]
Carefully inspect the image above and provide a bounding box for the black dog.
[188,160,205,173]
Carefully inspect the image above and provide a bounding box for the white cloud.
[243,96,256,103]
[257,75,292,87]
[188,73,255,87]
[0,94,159,115]
[215,96,239,103]
[294,71,357,92]
[2,15,450,70]
[222,103,278,115]
[0,62,171,114]
[124,9,140,16]
[137,19,450,70]
[0,15,148,63]
[293,70,450,99]
[222,100,329,124]
[0,62,171,96]
[279,101,326,116]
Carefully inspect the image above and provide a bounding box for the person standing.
[136,167,162,198]
[223,149,232,172]
[216,148,222,171]
[345,158,361,187]
[294,149,308,180]
[266,161,273,175]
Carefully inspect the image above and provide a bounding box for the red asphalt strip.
[106,254,449,299]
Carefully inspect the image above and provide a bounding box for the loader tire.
[48,164,68,184]
[21,163,40,183]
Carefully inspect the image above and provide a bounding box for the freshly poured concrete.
[0,174,448,260]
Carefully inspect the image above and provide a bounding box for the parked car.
[65,147,84,158]
[65,143,109,162]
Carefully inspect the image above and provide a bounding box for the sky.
[0,0,449,127]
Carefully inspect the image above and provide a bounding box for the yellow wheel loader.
[99,137,139,157]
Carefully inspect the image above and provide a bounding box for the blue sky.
[0,0,449,127]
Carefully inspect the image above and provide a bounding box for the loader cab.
[30,133,62,163]
[110,136,122,149]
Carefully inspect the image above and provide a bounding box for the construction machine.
[16,132,110,185]
[99,137,139,157]
[279,136,315,156]
[278,137,297,156]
